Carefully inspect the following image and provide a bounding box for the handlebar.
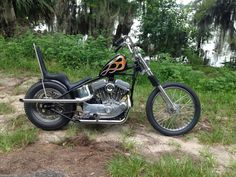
[113,35,137,53]
[114,45,123,53]
[114,37,125,47]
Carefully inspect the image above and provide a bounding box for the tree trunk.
[0,0,16,37]
[113,14,133,45]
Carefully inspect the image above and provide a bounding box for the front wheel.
[146,83,201,136]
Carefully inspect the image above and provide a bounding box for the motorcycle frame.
[21,36,177,122]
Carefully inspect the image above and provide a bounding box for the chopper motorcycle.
[20,35,201,136]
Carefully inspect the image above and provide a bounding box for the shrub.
[0,31,114,71]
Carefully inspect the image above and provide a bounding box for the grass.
[107,153,218,177]
[223,161,236,177]
[199,147,216,168]
[168,140,182,151]
[0,128,38,152]
[0,115,37,152]
[7,114,32,130]
[0,103,15,115]
[66,123,80,137]
[196,92,236,145]
[66,123,104,140]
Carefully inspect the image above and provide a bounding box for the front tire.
[24,82,75,131]
[146,83,201,136]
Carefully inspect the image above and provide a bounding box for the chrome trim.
[127,95,131,108]
[126,43,133,54]
[79,115,129,124]
[33,43,47,97]
[33,43,44,79]
[20,95,93,103]
[158,85,176,110]
[41,79,47,98]
[138,54,154,76]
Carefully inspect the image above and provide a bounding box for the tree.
[139,0,191,57]
[0,0,138,39]
[0,0,16,37]
[0,0,54,37]
[193,0,236,53]
[54,0,138,39]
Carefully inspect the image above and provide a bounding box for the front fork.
[148,75,177,111]
[135,54,176,111]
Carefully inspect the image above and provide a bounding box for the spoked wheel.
[24,82,75,130]
[146,83,201,136]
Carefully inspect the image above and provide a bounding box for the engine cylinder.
[90,79,130,102]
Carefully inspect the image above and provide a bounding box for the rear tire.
[24,82,75,131]
[146,83,201,136]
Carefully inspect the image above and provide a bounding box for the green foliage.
[149,61,236,92]
[0,31,114,72]
[107,153,218,177]
[203,71,236,92]
[197,91,236,145]
[183,48,204,65]
[1,32,236,93]
[140,0,192,57]
[0,128,38,152]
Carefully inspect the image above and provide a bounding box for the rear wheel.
[24,82,75,130]
[146,83,201,136]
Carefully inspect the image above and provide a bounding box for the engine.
[80,79,130,119]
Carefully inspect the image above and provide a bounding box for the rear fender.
[40,79,78,98]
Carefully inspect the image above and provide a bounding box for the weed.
[121,138,136,152]
[7,114,31,130]
[197,92,236,145]
[168,140,182,151]
[121,126,135,137]
[0,128,38,152]
[66,123,80,137]
[107,154,146,177]
[199,147,216,168]
[107,152,218,177]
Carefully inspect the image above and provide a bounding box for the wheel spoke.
[33,88,63,122]
[152,86,197,132]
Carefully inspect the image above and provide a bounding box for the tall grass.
[0,128,38,152]
[107,153,218,177]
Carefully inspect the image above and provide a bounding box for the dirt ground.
[0,139,123,177]
[0,73,236,176]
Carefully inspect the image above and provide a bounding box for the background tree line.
[0,0,235,65]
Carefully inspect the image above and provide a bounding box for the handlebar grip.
[114,37,124,46]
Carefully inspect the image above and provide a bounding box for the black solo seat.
[34,44,91,89]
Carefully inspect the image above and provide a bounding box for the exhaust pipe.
[79,117,128,124]
[19,95,93,103]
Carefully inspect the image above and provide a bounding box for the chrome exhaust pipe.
[19,95,93,103]
[79,117,128,124]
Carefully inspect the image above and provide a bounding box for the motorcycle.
[20,35,201,136]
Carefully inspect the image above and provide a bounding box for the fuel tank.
[99,54,127,77]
